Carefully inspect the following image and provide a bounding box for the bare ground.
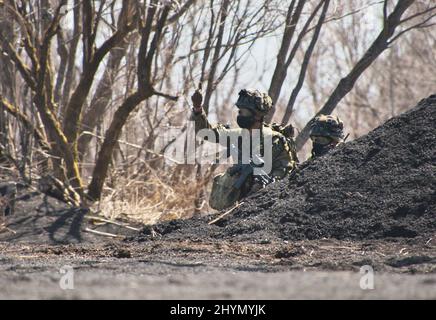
[0,237,435,299]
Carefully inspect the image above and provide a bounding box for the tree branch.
[0,40,36,90]
[399,4,436,24]
[202,0,230,114]
[153,90,179,101]
[295,0,415,150]
[63,1,137,146]
[87,3,173,201]
[281,0,330,124]
[0,95,50,151]
[389,12,436,44]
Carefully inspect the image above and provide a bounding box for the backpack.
[267,122,299,164]
[209,170,242,211]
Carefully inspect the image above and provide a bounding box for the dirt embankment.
[134,94,436,243]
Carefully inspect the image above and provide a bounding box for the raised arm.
[190,86,234,139]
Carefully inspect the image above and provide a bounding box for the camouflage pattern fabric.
[310,114,344,142]
[208,171,241,211]
[235,89,273,116]
[191,112,297,210]
[266,122,299,165]
[309,114,344,159]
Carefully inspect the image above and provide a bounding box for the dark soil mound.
[134,94,436,243]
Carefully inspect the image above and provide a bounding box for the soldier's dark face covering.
[311,135,338,157]
[237,108,256,129]
[311,142,334,157]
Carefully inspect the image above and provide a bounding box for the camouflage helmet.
[235,89,273,116]
[310,114,344,142]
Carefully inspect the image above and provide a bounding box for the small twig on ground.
[85,215,141,231]
[399,247,408,254]
[0,223,17,234]
[151,228,161,238]
[208,202,245,225]
[318,245,360,250]
[84,227,125,239]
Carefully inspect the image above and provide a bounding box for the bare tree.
[266,0,328,122]
[0,0,178,203]
[294,0,436,150]
[281,0,330,124]
[87,1,178,200]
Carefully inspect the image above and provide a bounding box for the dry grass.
[1,155,220,226]
[92,166,218,225]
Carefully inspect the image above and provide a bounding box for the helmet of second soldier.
[310,114,344,143]
[235,89,273,117]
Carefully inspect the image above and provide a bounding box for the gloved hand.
[191,83,203,114]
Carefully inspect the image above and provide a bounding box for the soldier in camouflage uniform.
[191,88,297,210]
[309,114,344,158]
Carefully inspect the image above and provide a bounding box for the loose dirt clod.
[133,94,436,243]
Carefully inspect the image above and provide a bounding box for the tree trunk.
[281,0,329,124]
[87,91,147,200]
[202,0,230,114]
[77,40,129,160]
[267,0,305,114]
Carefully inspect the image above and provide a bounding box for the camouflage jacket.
[191,112,297,179]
